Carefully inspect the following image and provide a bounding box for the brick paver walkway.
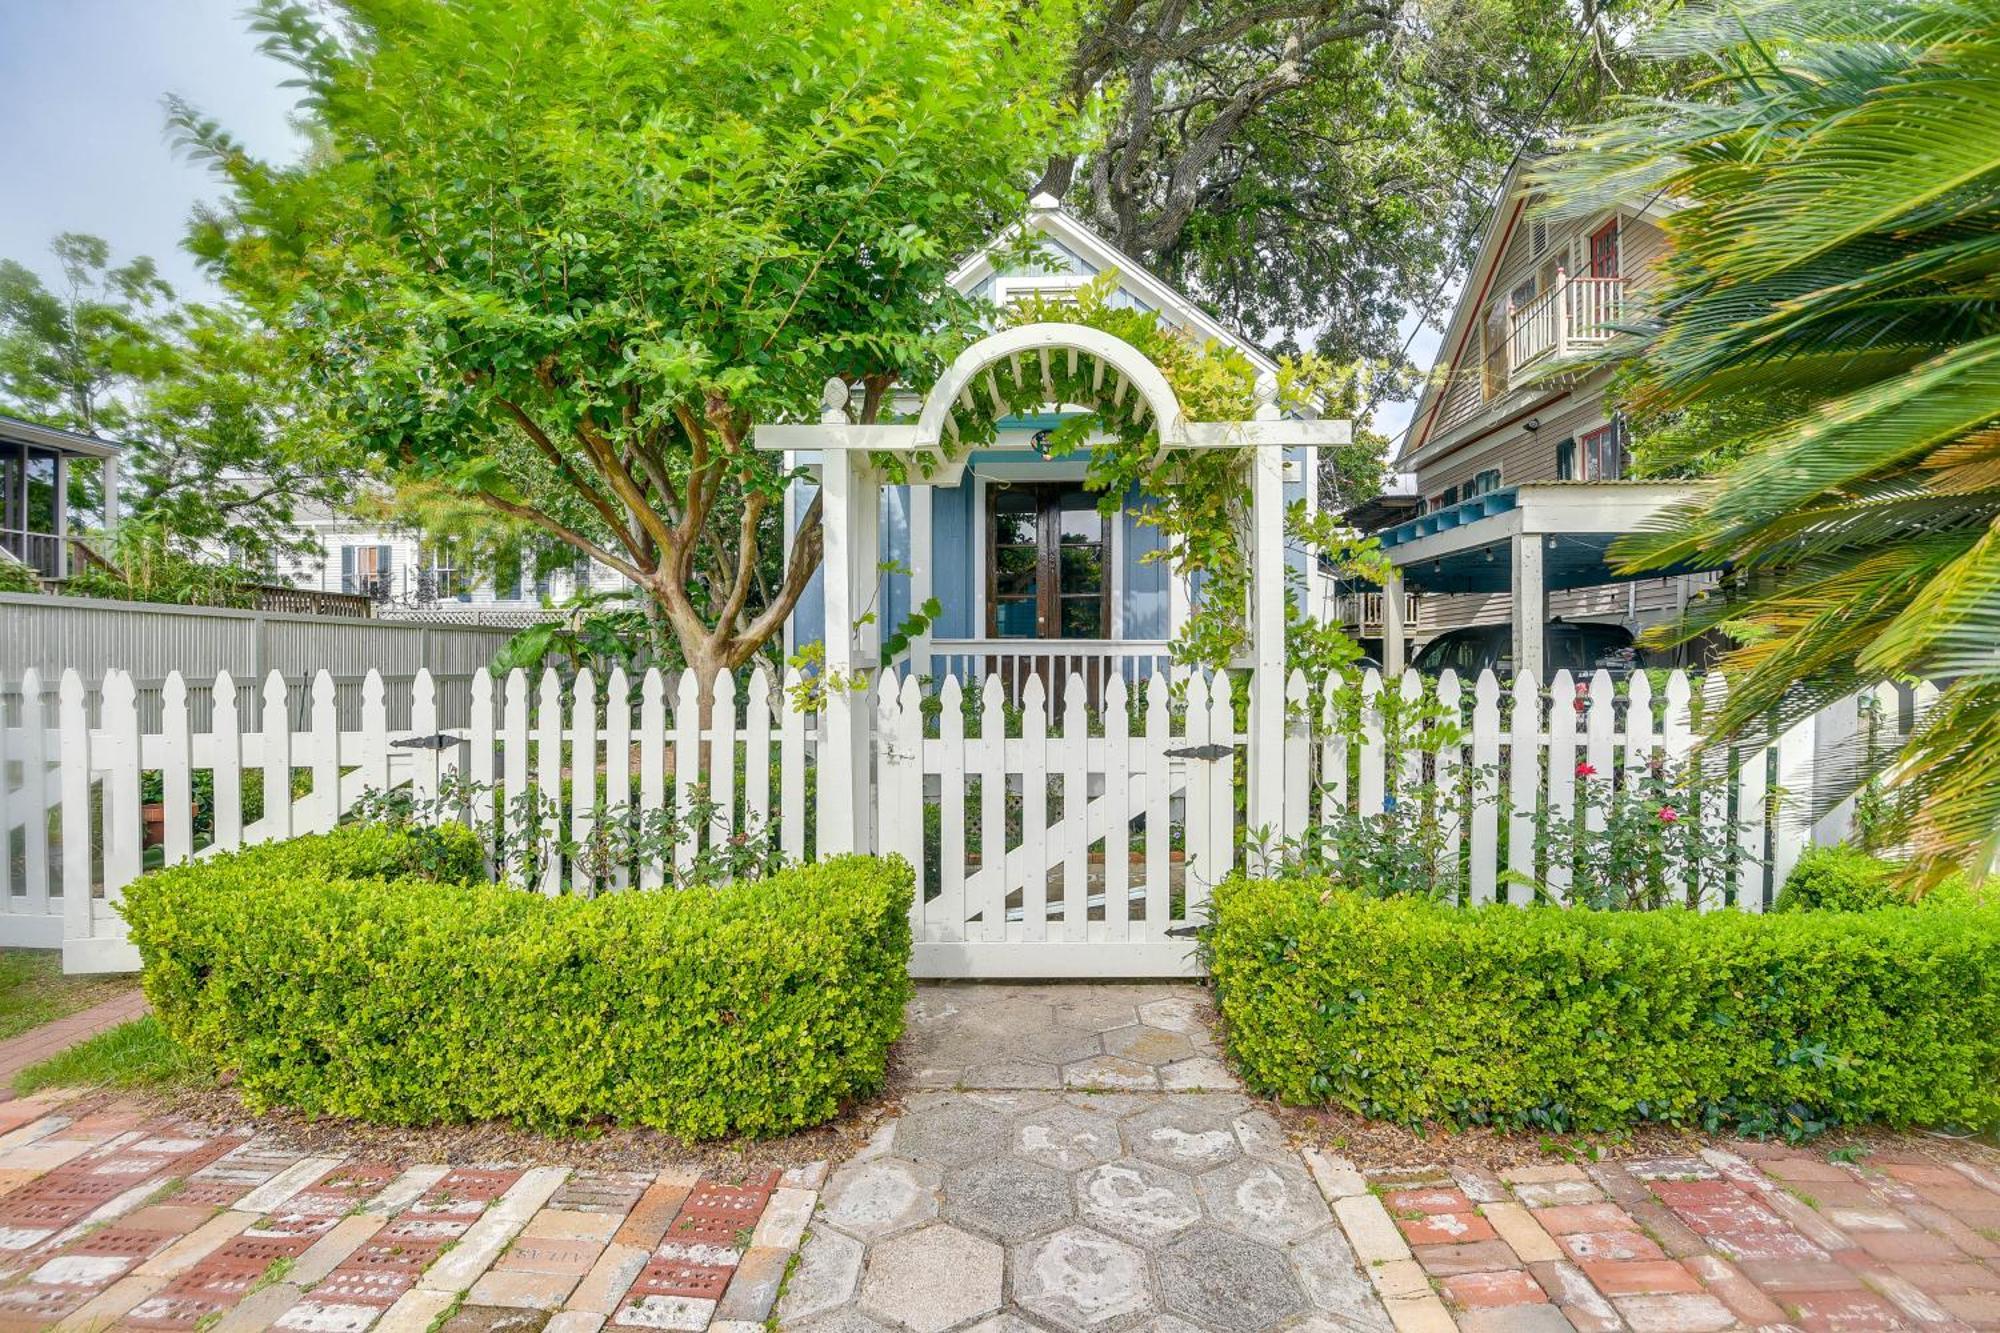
[1315,1142,2000,1333]
[0,987,1994,1333]
[0,1092,823,1331]
[0,992,149,1096]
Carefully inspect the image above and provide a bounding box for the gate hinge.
[1166,743,1234,761]
[392,732,463,751]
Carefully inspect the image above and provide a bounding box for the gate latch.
[1166,744,1234,762]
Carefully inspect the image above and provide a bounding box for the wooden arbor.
[755,322,1350,853]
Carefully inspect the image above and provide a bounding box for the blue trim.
[1377,486,1520,549]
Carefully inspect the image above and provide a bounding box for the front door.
[987,483,1112,703]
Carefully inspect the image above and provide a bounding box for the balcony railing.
[1335,592,1421,634]
[1508,271,1627,384]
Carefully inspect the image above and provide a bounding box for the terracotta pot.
[141,801,167,849]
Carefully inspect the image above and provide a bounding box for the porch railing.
[926,638,1173,706]
[1,530,64,581]
[1509,271,1627,384]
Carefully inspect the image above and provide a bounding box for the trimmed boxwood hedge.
[123,825,913,1139]
[1208,877,2000,1139]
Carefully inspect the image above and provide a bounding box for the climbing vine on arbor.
[895,272,1386,672]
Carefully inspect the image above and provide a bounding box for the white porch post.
[816,384,871,855]
[1511,533,1546,682]
[908,482,934,679]
[1247,437,1288,835]
[1381,566,1407,675]
[101,451,121,535]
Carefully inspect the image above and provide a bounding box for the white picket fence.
[3,663,1917,975]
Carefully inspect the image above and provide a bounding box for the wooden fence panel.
[0,661,1928,975]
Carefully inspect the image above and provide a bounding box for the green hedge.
[1208,877,2000,1138]
[123,825,914,1139]
[1774,845,1978,913]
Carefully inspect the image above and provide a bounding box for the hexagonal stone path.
[779,984,1389,1333]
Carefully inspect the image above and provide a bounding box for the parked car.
[1412,621,1642,680]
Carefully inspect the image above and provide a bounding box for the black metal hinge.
[391,732,463,751]
[1166,744,1235,761]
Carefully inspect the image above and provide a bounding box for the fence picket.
[896,673,926,921]
[572,667,598,895]
[778,671,806,866]
[938,676,967,943]
[1143,671,1170,938]
[259,672,291,844]
[359,670,389,803]
[1397,670,1423,799]
[499,669,529,879]
[534,670,563,894]
[979,674,1008,942]
[59,671,90,945]
[160,672,193,866]
[745,667,772,849]
[1319,675,1347,823]
[605,668,632,875]
[1506,671,1539,905]
[102,671,141,905]
[17,670,50,915]
[1061,673,1088,941]
[674,670,701,881]
[711,671,738,847]
[1281,669,1309,846]
[1584,670,1615,842]
[1207,671,1235,890]
[1737,719,1769,912]
[469,670,495,839]
[1434,671,1463,903]
[210,672,242,852]
[1545,670,1577,904]
[1699,674,1730,910]
[411,669,440,814]
[639,669,666,890]
[1182,671,1212,902]
[1357,669,1385,816]
[1469,671,1500,904]
[1662,671,1694,904]
[310,672,339,835]
[1020,673,1050,943]
[1104,673,1131,938]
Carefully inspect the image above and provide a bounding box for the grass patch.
[12,1017,205,1095]
[0,949,134,1041]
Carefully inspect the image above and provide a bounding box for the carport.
[1371,481,1709,679]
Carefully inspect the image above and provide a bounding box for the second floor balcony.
[1507,271,1628,385]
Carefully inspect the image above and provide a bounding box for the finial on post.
[821,377,852,424]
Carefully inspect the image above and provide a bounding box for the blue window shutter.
[341,545,355,593]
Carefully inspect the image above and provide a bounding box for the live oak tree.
[1037,0,1672,370]
[179,0,1075,691]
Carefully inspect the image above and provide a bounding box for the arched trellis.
[753,322,1350,854]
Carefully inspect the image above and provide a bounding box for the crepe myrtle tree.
[178,0,1077,693]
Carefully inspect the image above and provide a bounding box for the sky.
[0,0,308,297]
[0,0,1439,463]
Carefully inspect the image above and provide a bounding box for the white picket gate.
[0,661,1929,976]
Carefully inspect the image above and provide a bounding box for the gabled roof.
[948,194,1281,377]
[0,414,123,459]
[1397,159,1535,468]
